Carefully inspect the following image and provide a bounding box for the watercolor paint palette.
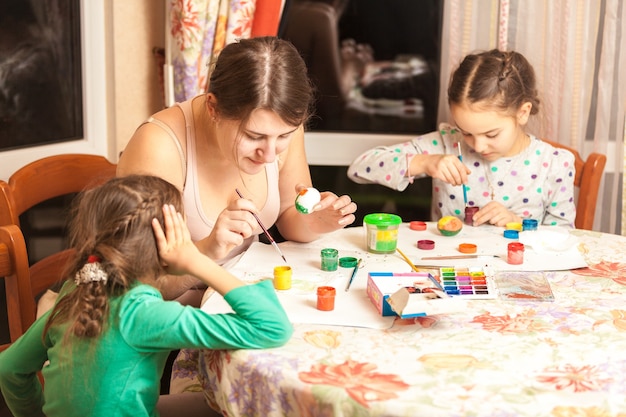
[438,267,497,299]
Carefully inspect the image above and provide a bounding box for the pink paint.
[507,242,525,265]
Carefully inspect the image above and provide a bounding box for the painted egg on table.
[295,187,321,214]
[437,215,463,236]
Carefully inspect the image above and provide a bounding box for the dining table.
[170,222,626,417]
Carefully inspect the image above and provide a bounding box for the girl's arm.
[347,127,469,190]
[148,204,292,349]
[153,204,243,296]
[347,139,423,191]
[275,126,356,242]
[121,280,292,351]
[0,315,49,417]
[543,148,577,227]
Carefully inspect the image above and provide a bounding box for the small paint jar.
[464,206,479,225]
[316,286,336,311]
[507,242,525,265]
[363,213,402,254]
[522,218,538,231]
[320,248,339,271]
[273,266,292,290]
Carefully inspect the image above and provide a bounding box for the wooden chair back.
[0,225,32,352]
[0,154,116,226]
[0,154,116,306]
[542,140,607,230]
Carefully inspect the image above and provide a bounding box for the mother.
[118,37,356,303]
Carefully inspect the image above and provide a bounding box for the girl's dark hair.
[448,49,540,116]
[206,36,314,127]
[44,175,183,340]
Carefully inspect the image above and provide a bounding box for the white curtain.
[438,0,626,234]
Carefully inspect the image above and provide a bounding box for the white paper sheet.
[407,226,588,271]
[201,243,396,329]
[201,224,587,329]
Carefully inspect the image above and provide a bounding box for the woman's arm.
[116,108,187,191]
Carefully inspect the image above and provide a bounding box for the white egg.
[295,187,321,214]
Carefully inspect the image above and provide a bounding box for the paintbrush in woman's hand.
[235,189,287,263]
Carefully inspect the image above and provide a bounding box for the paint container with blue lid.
[503,229,519,239]
[522,218,538,231]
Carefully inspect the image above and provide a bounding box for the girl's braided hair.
[448,49,540,117]
[44,175,183,339]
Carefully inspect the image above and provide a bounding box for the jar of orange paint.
[316,286,336,311]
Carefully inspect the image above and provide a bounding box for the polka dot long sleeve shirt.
[348,123,576,227]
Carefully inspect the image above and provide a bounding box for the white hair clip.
[74,255,108,285]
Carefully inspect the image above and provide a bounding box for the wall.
[111,0,165,157]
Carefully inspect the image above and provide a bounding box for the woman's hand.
[297,184,357,234]
[472,201,522,227]
[198,197,260,261]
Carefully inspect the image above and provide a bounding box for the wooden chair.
[0,154,116,297]
[542,139,606,230]
[0,225,32,352]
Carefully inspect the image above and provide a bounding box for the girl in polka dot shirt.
[348,50,575,227]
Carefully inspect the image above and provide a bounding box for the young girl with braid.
[0,175,292,417]
[348,49,576,227]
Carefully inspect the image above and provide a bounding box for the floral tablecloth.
[171,226,626,417]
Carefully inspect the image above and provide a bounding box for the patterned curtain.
[164,0,284,105]
[438,0,626,235]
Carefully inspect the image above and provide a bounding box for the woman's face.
[450,102,529,161]
[219,108,299,174]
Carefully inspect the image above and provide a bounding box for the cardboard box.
[366,272,465,318]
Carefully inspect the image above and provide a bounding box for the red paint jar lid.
[417,239,435,250]
[409,221,427,231]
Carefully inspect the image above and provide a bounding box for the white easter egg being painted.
[295,187,321,214]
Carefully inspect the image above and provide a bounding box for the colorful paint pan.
[438,267,496,299]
